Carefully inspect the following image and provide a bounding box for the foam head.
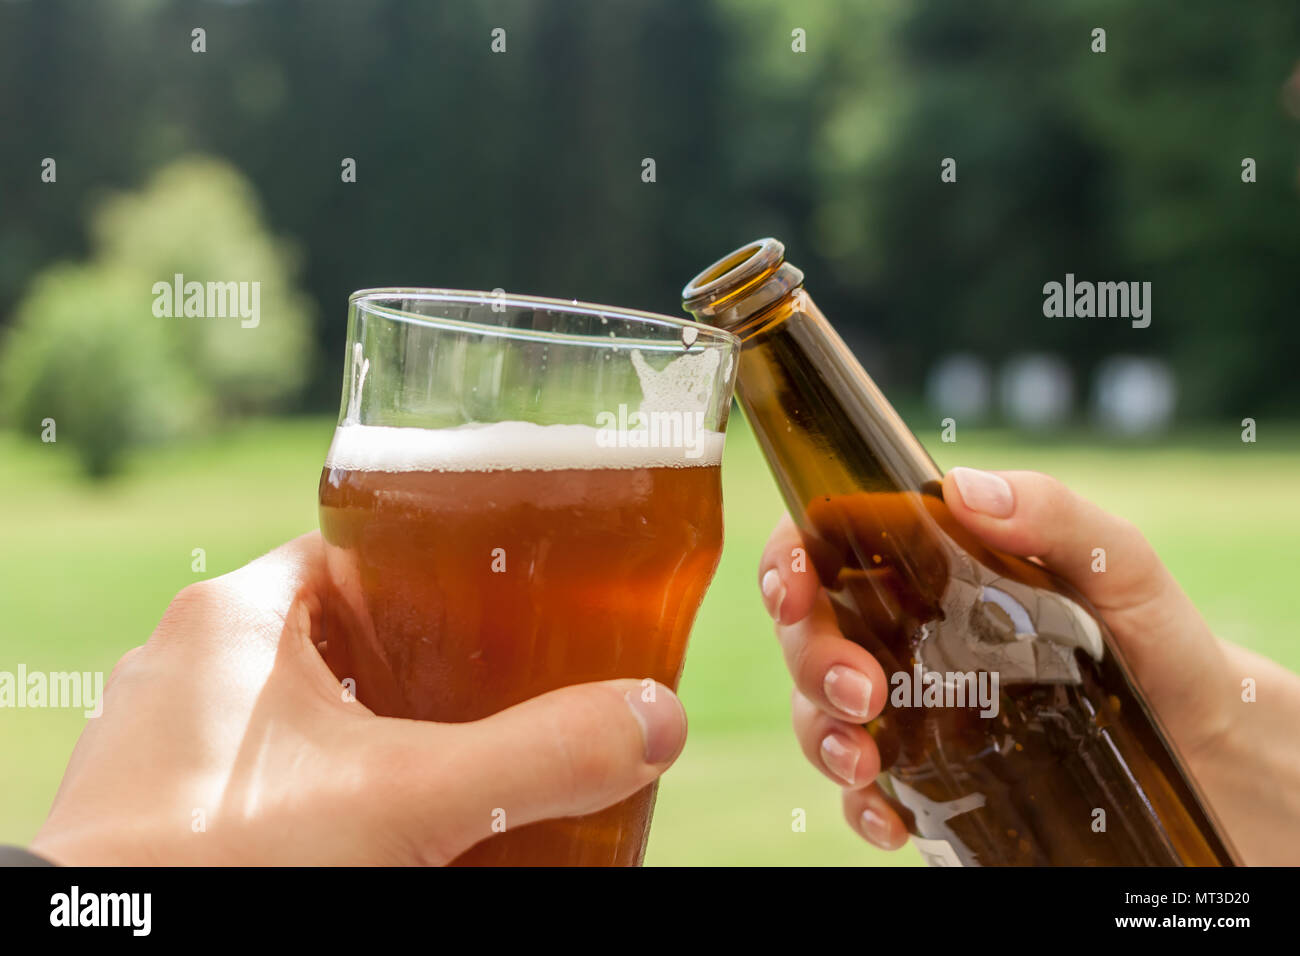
[325,421,724,473]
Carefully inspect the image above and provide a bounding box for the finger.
[147,532,354,711]
[759,514,820,625]
[152,531,328,651]
[387,679,686,861]
[214,530,331,617]
[944,468,1172,613]
[776,590,889,722]
[943,467,1232,746]
[791,688,880,788]
[842,784,909,850]
[792,493,957,651]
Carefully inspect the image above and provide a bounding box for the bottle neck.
[683,240,942,497]
[682,238,804,335]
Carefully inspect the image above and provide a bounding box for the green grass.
[1,416,1297,865]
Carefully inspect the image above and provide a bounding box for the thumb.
[943,467,1173,614]
[386,679,686,863]
[940,467,1232,740]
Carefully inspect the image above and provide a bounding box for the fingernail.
[950,467,1015,518]
[624,685,687,765]
[823,665,872,718]
[760,568,786,621]
[820,733,860,785]
[860,807,892,846]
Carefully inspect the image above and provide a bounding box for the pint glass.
[317,289,738,865]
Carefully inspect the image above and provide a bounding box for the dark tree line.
[1,0,1296,417]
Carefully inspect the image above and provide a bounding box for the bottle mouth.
[681,238,804,330]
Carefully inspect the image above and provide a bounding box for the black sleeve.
[0,846,55,867]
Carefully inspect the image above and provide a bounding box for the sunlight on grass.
[1,416,1296,863]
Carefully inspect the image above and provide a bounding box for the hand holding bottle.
[758,467,1300,866]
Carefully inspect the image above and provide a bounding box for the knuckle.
[152,578,225,640]
[1113,515,1155,558]
[841,791,867,830]
[549,688,629,798]
[789,636,823,693]
[106,645,146,686]
[790,686,816,724]
[1028,471,1070,509]
[167,578,219,615]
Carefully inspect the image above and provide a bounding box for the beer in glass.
[317,289,738,866]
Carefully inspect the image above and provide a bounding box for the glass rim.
[348,287,740,351]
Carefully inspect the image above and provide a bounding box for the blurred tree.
[0,157,315,476]
[0,0,1296,421]
[1064,1,1300,416]
[90,156,316,414]
[0,262,205,477]
[801,0,1300,416]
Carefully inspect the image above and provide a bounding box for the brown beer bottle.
[682,238,1238,866]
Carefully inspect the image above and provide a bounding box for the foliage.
[0,158,315,476]
[0,263,204,476]
[793,0,1300,413]
[90,157,316,414]
[0,0,1296,419]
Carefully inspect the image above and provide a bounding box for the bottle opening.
[681,238,804,331]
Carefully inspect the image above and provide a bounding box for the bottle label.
[911,835,964,867]
[891,778,982,867]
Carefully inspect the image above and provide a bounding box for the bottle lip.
[681,238,804,329]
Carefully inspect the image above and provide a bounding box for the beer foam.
[324,421,725,473]
[632,347,726,417]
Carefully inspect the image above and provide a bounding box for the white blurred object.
[1000,354,1073,429]
[926,354,993,423]
[1092,356,1177,435]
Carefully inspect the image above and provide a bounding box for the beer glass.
[317,289,738,866]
